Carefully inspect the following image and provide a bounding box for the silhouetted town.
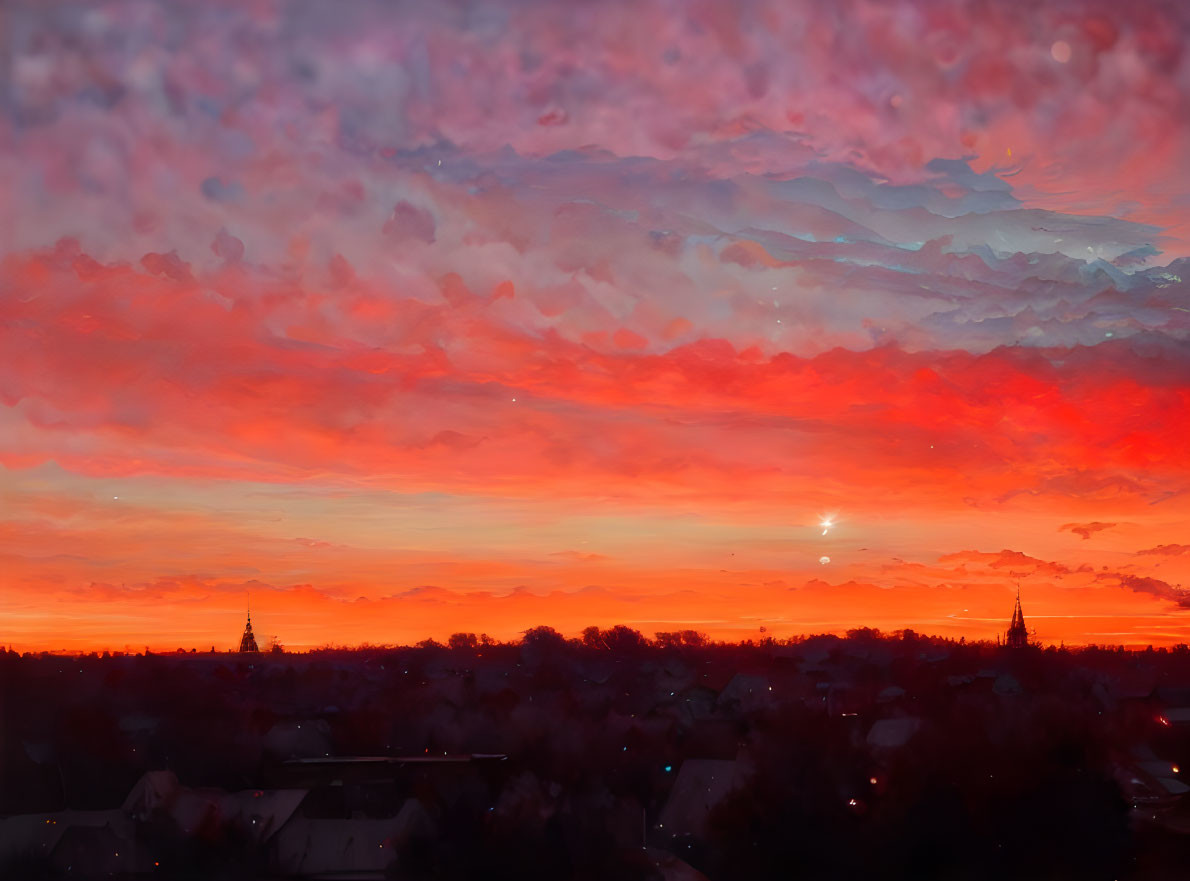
[7,600,1190,880]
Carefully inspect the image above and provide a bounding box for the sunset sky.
[2,0,1190,651]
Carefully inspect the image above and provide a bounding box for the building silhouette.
[238,610,260,653]
[1005,588,1029,649]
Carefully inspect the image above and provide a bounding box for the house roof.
[657,759,748,839]
[719,674,771,703]
[122,769,307,842]
[866,717,922,750]
[50,822,151,876]
[271,799,435,879]
[0,810,129,864]
[284,754,507,765]
[644,847,712,881]
[219,788,308,843]
[123,769,180,815]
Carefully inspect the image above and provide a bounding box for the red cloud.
[1138,544,1190,556]
[3,247,1190,512]
[1060,522,1117,540]
[938,550,1074,578]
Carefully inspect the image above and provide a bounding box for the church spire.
[238,596,259,653]
[1005,585,1029,649]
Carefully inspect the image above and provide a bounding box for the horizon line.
[7,630,1184,656]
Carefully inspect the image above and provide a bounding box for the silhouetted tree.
[581,626,608,650]
[448,632,479,651]
[655,630,708,648]
[599,626,649,653]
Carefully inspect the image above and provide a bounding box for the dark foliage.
[4,634,1190,879]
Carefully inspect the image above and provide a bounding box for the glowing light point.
[819,516,835,536]
[1051,40,1071,63]
[819,556,831,565]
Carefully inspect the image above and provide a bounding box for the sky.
[2,0,1190,652]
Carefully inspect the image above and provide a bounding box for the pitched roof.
[0,810,130,865]
[866,717,922,750]
[218,788,308,843]
[657,759,748,839]
[271,799,435,878]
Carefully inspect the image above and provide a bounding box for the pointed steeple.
[1005,585,1029,649]
[238,596,259,653]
